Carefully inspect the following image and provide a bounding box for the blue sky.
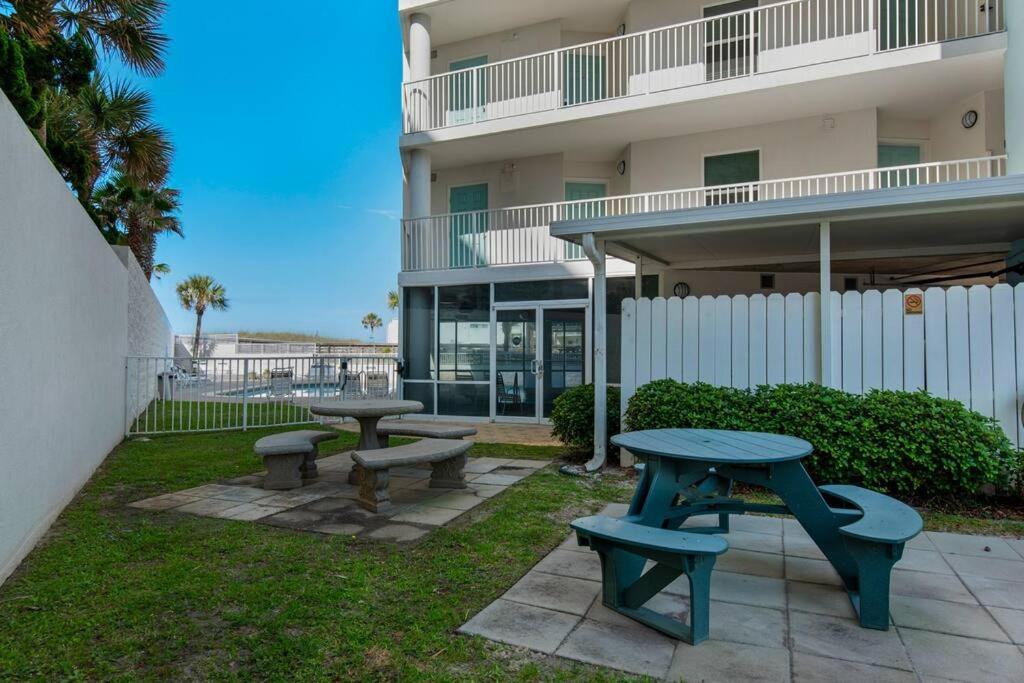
[129,2,403,340]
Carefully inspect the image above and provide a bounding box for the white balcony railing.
[403,0,1005,134]
[401,156,1008,272]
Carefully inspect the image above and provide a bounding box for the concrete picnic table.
[610,428,910,629]
[309,399,424,451]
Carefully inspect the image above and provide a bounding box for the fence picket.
[715,295,733,385]
[749,294,768,386]
[667,296,684,382]
[991,284,1016,442]
[698,296,717,381]
[968,285,994,417]
[862,289,882,391]
[682,296,700,382]
[946,287,971,406]
[830,291,843,388]
[732,294,750,389]
[923,287,948,398]
[651,297,668,380]
[882,289,904,390]
[1015,285,1024,449]
[841,291,862,393]
[802,292,820,383]
[620,298,638,412]
[767,293,786,385]
[785,293,804,383]
[903,288,925,390]
[636,297,653,389]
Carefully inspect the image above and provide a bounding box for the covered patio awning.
[548,176,1024,470]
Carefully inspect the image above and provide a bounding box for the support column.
[408,13,432,81]
[583,234,608,472]
[1007,0,1024,174]
[408,149,431,219]
[819,221,832,388]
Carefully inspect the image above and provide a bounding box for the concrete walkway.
[335,420,558,446]
[460,504,1024,682]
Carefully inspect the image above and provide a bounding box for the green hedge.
[623,380,1021,498]
[550,384,621,459]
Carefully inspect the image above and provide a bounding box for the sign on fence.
[621,285,1024,448]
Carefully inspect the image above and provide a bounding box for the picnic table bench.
[254,430,339,490]
[573,515,727,645]
[353,438,473,512]
[375,422,477,447]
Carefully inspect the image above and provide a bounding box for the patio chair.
[342,371,364,399]
[496,372,520,415]
[365,372,390,399]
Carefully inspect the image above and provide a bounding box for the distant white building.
[385,319,399,344]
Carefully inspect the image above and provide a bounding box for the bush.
[623,380,1021,499]
[550,384,621,458]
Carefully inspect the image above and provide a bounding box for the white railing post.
[241,358,249,431]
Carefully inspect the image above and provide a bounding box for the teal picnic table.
[609,428,922,632]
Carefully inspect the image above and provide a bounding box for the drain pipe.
[582,233,607,472]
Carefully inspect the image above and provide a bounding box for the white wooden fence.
[621,285,1024,447]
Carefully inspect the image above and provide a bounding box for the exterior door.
[495,309,538,419]
[704,0,759,81]
[704,150,760,205]
[878,144,921,187]
[563,54,607,105]
[448,55,487,124]
[542,308,586,418]
[449,183,488,268]
[563,182,607,259]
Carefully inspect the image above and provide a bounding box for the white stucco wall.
[431,20,563,76]
[0,92,172,586]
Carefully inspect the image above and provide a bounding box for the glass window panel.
[402,381,435,414]
[438,383,489,417]
[496,309,537,418]
[438,284,490,381]
[494,278,588,302]
[403,287,435,380]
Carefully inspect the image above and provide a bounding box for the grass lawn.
[2,429,1021,680]
[0,428,637,681]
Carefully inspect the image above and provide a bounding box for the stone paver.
[989,607,1024,644]
[129,453,547,543]
[503,572,601,616]
[789,611,912,670]
[460,522,1024,681]
[927,531,1021,560]
[459,598,579,653]
[890,594,1009,642]
[790,653,917,683]
[668,640,790,683]
[900,627,1024,682]
[555,617,676,678]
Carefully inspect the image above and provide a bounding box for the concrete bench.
[375,422,477,447]
[572,514,728,645]
[352,438,473,512]
[819,484,924,630]
[254,430,339,490]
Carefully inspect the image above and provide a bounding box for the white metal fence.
[403,0,1004,133]
[401,156,1007,271]
[621,284,1024,448]
[125,355,400,435]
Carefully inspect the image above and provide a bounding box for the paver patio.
[130,452,547,542]
[460,503,1024,682]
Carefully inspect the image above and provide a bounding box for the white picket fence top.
[621,284,1024,447]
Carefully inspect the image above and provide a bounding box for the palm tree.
[93,173,181,279]
[1,0,170,76]
[152,262,169,280]
[362,313,383,348]
[387,290,399,311]
[176,275,228,358]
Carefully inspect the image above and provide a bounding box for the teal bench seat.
[819,484,924,630]
[571,515,727,644]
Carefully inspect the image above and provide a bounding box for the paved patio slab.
[129,452,548,542]
[459,505,1024,681]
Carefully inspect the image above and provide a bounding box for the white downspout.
[583,233,607,471]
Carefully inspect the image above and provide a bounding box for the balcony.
[401,156,1007,272]
[402,0,1006,135]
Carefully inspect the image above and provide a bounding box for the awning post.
[583,233,607,471]
[819,221,832,387]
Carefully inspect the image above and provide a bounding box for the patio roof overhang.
[550,176,1024,271]
[556,175,1024,471]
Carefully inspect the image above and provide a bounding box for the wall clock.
[962,110,978,129]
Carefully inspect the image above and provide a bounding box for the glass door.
[495,309,538,419]
[542,308,586,418]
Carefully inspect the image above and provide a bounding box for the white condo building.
[397,0,1023,426]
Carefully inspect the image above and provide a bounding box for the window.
[437,284,490,382]
[494,279,589,302]
[760,273,776,289]
[704,150,760,205]
[402,287,434,380]
[704,0,759,80]
[878,144,922,188]
[844,277,859,292]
